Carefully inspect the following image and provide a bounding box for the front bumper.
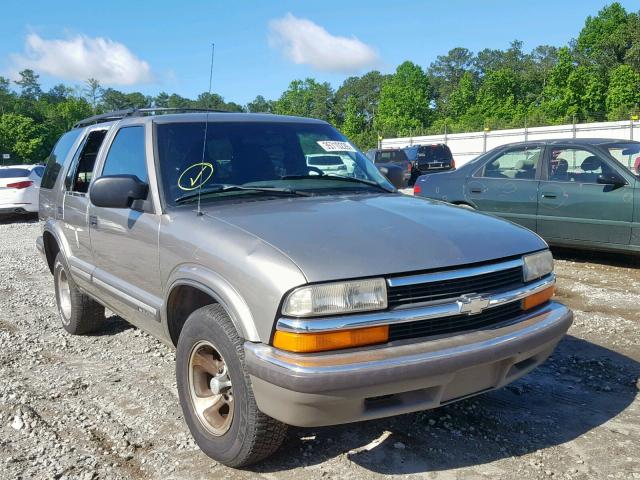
[245,301,572,427]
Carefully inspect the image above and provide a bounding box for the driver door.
[89,124,164,336]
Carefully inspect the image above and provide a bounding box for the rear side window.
[375,150,407,164]
[42,129,83,189]
[481,147,541,180]
[101,126,148,182]
[0,168,30,178]
[65,130,108,193]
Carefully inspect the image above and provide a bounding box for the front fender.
[164,264,260,342]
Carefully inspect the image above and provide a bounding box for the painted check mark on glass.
[178,162,215,191]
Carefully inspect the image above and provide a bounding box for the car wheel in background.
[176,304,287,467]
[53,253,105,334]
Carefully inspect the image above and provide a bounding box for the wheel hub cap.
[188,341,234,436]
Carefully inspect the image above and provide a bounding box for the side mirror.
[597,173,626,187]
[90,175,148,209]
[377,164,405,189]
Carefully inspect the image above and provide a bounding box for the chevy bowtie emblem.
[457,294,490,315]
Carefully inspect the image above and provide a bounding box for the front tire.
[53,253,104,334]
[176,305,287,467]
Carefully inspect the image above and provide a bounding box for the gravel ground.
[0,215,638,480]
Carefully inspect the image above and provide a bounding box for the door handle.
[470,188,482,194]
[541,193,557,199]
[89,215,98,227]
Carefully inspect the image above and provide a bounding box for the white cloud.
[10,33,153,85]
[269,13,379,73]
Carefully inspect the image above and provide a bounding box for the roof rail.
[73,107,235,128]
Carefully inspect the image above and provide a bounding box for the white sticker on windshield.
[317,141,356,152]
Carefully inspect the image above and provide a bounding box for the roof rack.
[73,107,234,129]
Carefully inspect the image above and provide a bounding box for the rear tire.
[53,253,104,334]
[176,304,287,467]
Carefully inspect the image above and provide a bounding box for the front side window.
[155,121,391,206]
[65,130,107,193]
[603,142,640,177]
[41,129,83,189]
[481,147,541,179]
[548,148,614,183]
[101,126,148,182]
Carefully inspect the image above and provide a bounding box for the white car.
[0,165,45,215]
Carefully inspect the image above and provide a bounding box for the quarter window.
[548,148,612,183]
[481,147,541,179]
[101,126,148,182]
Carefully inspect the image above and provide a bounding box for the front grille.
[388,302,524,342]
[387,265,523,308]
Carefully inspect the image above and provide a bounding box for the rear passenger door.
[59,127,108,285]
[466,144,543,231]
[537,145,633,245]
[88,124,163,335]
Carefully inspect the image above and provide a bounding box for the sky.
[1,0,638,105]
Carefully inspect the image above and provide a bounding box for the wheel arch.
[164,266,260,346]
[42,223,70,274]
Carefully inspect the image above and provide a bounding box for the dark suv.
[405,143,455,183]
[367,148,413,187]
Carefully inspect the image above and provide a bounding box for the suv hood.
[202,194,546,283]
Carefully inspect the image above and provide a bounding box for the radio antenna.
[196,42,215,216]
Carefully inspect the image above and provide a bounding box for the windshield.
[156,121,392,205]
[0,168,30,178]
[605,142,640,176]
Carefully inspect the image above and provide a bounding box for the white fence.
[381,119,640,166]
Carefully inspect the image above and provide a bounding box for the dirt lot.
[0,216,638,480]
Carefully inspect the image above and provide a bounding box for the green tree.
[340,96,366,139]
[274,79,334,122]
[606,64,640,119]
[447,71,476,118]
[334,71,387,128]
[575,3,633,67]
[375,61,432,136]
[14,70,42,100]
[0,113,45,162]
[246,95,275,113]
[84,78,103,109]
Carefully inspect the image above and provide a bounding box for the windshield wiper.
[175,184,313,204]
[280,174,396,193]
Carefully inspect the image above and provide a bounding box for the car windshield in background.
[0,168,30,178]
[155,122,393,205]
[605,142,640,176]
[375,150,408,164]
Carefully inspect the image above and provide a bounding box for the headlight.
[523,250,554,282]
[282,278,387,317]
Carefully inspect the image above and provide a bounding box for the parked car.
[404,143,455,183]
[37,109,572,467]
[414,138,640,255]
[0,164,45,215]
[367,148,412,187]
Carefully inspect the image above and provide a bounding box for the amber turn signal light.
[522,285,555,311]
[273,325,389,353]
